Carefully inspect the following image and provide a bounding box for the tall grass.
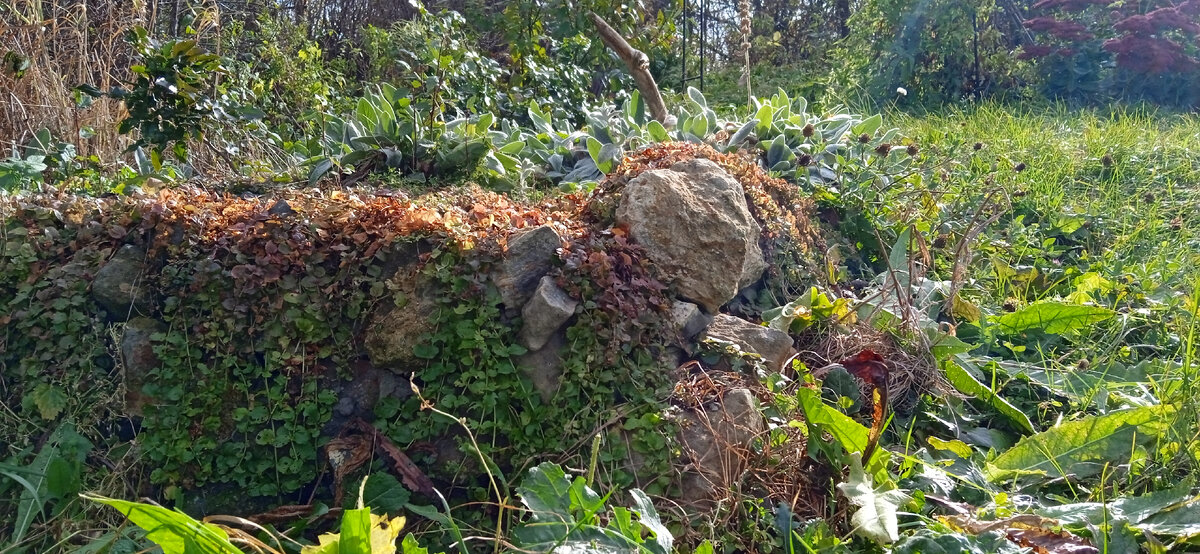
[1,0,143,160]
[895,102,1200,489]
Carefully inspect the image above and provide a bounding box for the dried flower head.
[907,144,920,156]
[1014,162,1027,172]
[858,133,871,144]
[797,153,813,166]
[1101,154,1113,167]
[802,123,815,137]
[874,143,893,156]
[973,142,984,151]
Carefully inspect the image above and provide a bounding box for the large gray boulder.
[615,159,765,313]
[701,314,795,371]
[120,317,164,416]
[494,225,563,311]
[518,276,578,351]
[363,267,437,370]
[677,388,764,505]
[93,245,154,320]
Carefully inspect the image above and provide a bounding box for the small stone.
[267,199,295,217]
[514,331,566,402]
[92,245,154,320]
[494,225,563,311]
[518,276,578,351]
[701,314,795,370]
[120,317,165,416]
[671,301,710,340]
[677,388,764,505]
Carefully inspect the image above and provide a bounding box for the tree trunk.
[835,0,851,38]
[589,12,671,125]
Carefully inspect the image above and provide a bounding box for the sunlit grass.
[894,102,1200,494]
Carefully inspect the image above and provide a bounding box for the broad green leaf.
[796,388,890,478]
[476,112,494,131]
[946,356,1035,434]
[928,437,974,459]
[1038,479,1196,527]
[893,528,1024,554]
[994,301,1114,335]
[357,473,411,515]
[754,104,774,134]
[727,120,757,150]
[686,86,707,108]
[887,227,912,274]
[925,327,974,359]
[512,462,669,553]
[309,158,335,186]
[646,120,670,142]
[837,452,909,544]
[986,405,1175,482]
[630,489,672,554]
[852,114,883,138]
[1009,358,1163,403]
[339,507,374,554]
[499,140,526,155]
[797,387,869,453]
[85,494,242,554]
[690,115,709,138]
[304,509,405,554]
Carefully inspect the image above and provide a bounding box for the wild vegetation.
[2,0,1199,553]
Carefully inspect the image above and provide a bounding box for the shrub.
[832,0,1031,107]
[1021,0,1200,105]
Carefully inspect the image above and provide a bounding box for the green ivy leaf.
[29,382,68,421]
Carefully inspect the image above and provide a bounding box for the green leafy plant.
[84,489,431,554]
[0,422,93,548]
[511,462,673,553]
[837,452,910,544]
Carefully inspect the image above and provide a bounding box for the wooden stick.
[589,12,671,125]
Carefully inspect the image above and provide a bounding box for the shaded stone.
[677,388,764,506]
[494,225,563,311]
[514,331,565,402]
[363,267,437,371]
[615,159,765,313]
[518,276,578,351]
[322,358,408,437]
[92,245,154,320]
[700,314,795,370]
[267,199,296,217]
[671,301,711,340]
[120,317,164,416]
